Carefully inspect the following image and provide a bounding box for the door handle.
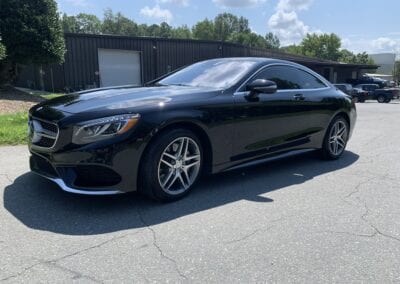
[293,94,305,101]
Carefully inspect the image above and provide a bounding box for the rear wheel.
[320,116,349,160]
[377,95,386,103]
[140,129,202,201]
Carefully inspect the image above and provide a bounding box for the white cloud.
[268,0,318,45]
[212,0,265,8]
[66,0,89,7]
[268,10,309,44]
[277,0,313,11]
[372,37,397,50]
[140,5,173,23]
[158,0,189,6]
[341,37,400,56]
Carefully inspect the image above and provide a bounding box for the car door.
[231,64,331,163]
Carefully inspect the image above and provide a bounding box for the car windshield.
[158,59,258,89]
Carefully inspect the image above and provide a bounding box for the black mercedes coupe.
[28,57,356,201]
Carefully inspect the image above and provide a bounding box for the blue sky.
[56,0,400,55]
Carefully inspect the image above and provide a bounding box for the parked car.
[354,84,400,103]
[28,58,356,201]
[333,83,353,95]
[333,83,368,102]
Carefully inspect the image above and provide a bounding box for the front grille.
[29,117,59,149]
[40,120,58,133]
[35,136,57,148]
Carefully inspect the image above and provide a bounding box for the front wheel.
[320,116,349,160]
[140,129,203,201]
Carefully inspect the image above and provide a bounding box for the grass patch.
[0,112,28,145]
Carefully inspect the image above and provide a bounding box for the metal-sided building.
[16,33,378,92]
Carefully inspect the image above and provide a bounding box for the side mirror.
[246,79,277,95]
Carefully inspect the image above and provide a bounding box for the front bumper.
[29,138,146,195]
[33,171,121,195]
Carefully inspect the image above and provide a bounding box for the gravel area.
[0,88,43,114]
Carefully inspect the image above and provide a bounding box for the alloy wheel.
[157,137,201,195]
[328,120,348,156]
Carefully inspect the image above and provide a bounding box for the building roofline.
[63,32,379,69]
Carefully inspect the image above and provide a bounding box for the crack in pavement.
[0,262,40,282]
[322,230,377,238]
[344,176,377,200]
[225,227,270,245]
[137,209,188,280]
[224,214,298,245]
[0,230,144,283]
[325,172,400,244]
[360,200,400,244]
[335,194,400,244]
[42,261,102,283]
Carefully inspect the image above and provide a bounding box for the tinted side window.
[253,66,327,90]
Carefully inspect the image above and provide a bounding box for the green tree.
[265,32,280,49]
[229,32,266,48]
[146,24,161,37]
[237,16,251,34]
[192,19,215,40]
[102,9,139,36]
[281,44,302,55]
[159,22,172,38]
[339,49,374,64]
[338,49,356,63]
[171,25,192,39]
[214,13,240,41]
[354,52,374,65]
[61,13,79,33]
[300,33,342,61]
[75,13,102,34]
[0,0,66,65]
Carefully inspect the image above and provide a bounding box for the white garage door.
[98,49,141,87]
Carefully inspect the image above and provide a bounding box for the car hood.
[33,85,222,115]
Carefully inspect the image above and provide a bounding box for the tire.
[377,95,386,103]
[139,129,203,202]
[320,116,349,160]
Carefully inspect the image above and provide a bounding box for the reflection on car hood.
[36,85,222,114]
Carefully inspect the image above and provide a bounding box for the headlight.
[72,114,140,145]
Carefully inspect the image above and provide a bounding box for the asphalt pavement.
[1,102,400,283]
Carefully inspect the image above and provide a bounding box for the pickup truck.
[354,84,400,103]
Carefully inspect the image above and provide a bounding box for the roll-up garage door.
[98,49,141,87]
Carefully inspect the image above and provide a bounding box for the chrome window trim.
[234,62,331,95]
